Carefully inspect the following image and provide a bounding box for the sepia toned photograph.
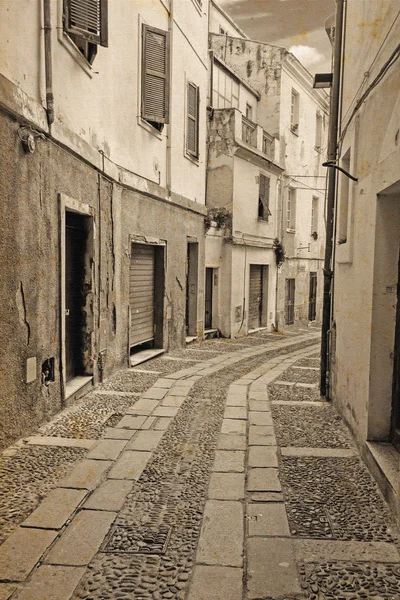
[0,0,399,598]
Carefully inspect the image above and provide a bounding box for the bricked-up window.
[187,82,199,158]
[142,25,170,130]
[258,174,271,220]
[63,0,108,64]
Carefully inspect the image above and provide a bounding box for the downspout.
[166,0,174,194]
[320,0,344,397]
[43,0,54,127]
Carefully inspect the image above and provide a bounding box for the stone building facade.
[327,0,400,523]
[0,0,209,449]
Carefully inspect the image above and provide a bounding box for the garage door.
[130,244,155,347]
[249,265,263,330]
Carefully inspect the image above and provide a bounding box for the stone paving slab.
[0,584,16,600]
[45,510,116,566]
[249,411,273,426]
[125,399,159,415]
[247,537,301,599]
[186,566,242,600]
[208,473,245,500]
[152,406,179,417]
[107,450,151,480]
[293,539,400,563]
[228,385,247,397]
[126,430,164,451]
[221,419,246,435]
[84,479,133,511]
[249,425,275,438]
[225,395,247,407]
[217,434,246,451]
[141,387,169,400]
[248,445,278,468]
[167,385,191,396]
[247,468,282,492]
[21,488,87,530]
[23,436,95,449]
[223,406,247,420]
[196,501,243,567]
[153,417,172,430]
[161,395,185,407]
[250,491,284,502]
[13,565,86,600]
[59,459,113,490]
[115,415,147,429]
[152,378,175,389]
[248,391,268,401]
[212,450,245,473]
[141,416,157,429]
[0,528,58,581]
[87,439,128,461]
[103,427,134,440]
[247,502,290,536]
[281,446,358,457]
[248,432,277,446]
[249,400,270,412]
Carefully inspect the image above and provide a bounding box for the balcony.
[242,116,257,148]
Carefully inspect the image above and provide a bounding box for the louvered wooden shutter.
[142,25,170,124]
[259,175,271,218]
[64,0,108,47]
[187,82,199,157]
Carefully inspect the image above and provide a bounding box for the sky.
[217,0,335,75]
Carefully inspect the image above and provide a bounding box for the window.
[291,89,299,133]
[246,103,253,121]
[285,278,295,325]
[258,174,271,220]
[311,196,319,236]
[315,111,322,150]
[213,64,239,109]
[187,82,199,158]
[141,25,170,130]
[287,188,296,230]
[63,0,108,64]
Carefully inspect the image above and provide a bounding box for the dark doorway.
[65,211,90,382]
[205,268,213,329]
[390,247,400,452]
[130,244,155,348]
[308,272,317,321]
[186,242,199,337]
[249,265,263,330]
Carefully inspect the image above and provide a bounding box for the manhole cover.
[102,525,172,554]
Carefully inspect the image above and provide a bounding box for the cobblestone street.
[0,329,399,600]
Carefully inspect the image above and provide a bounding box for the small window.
[63,0,108,64]
[258,174,271,221]
[311,196,319,236]
[291,89,299,133]
[315,112,322,150]
[287,188,296,230]
[212,63,239,109]
[246,103,253,121]
[141,25,170,130]
[187,82,199,158]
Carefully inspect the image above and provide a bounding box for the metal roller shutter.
[249,265,263,330]
[130,244,155,347]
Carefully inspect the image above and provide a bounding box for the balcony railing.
[241,116,257,148]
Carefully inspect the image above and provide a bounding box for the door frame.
[60,194,95,396]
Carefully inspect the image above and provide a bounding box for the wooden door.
[308,272,317,321]
[391,248,400,452]
[205,268,213,329]
[249,265,263,330]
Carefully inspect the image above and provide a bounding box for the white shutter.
[65,0,108,47]
[187,82,199,157]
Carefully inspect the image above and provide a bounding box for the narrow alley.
[0,329,399,600]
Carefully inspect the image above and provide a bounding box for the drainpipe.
[166,0,174,194]
[43,0,54,127]
[320,0,344,397]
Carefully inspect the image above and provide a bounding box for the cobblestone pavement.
[0,328,399,600]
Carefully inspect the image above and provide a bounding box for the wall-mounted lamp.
[18,126,46,154]
[313,73,333,89]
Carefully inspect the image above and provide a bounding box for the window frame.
[141,24,170,129]
[290,88,300,134]
[186,80,200,160]
[315,111,322,151]
[311,196,319,236]
[258,174,271,221]
[287,188,296,231]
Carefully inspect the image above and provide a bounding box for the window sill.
[137,117,164,140]
[286,228,296,234]
[290,127,299,136]
[257,217,270,223]
[185,151,200,166]
[58,31,95,78]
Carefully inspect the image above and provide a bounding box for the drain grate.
[102,525,172,555]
